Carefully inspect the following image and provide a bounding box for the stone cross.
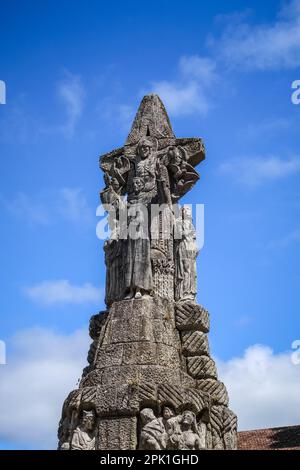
[100,94,205,305]
[57,94,237,451]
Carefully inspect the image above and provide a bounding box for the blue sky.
[1,0,300,449]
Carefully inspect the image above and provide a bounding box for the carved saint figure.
[133,138,157,204]
[168,410,204,450]
[175,206,198,301]
[70,410,96,450]
[124,177,152,299]
[139,408,165,450]
[101,176,126,305]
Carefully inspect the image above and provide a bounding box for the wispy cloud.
[213,0,300,70]
[268,228,300,249]
[217,344,300,430]
[57,72,85,137]
[3,187,93,226]
[24,279,101,306]
[220,156,300,186]
[149,55,217,117]
[241,118,291,140]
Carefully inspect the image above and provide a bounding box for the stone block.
[187,355,217,379]
[97,416,137,450]
[196,378,229,406]
[175,302,210,333]
[181,330,209,356]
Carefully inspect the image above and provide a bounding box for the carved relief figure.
[133,138,157,204]
[168,410,204,450]
[101,176,127,305]
[139,408,165,450]
[175,206,198,301]
[167,146,199,201]
[124,177,152,299]
[70,410,96,450]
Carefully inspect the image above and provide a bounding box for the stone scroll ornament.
[58,94,237,450]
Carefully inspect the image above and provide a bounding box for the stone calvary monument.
[57,94,237,450]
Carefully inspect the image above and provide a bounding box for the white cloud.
[24,280,101,306]
[220,156,300,186]
[1,332,300,448]
[58,73,85,137]
[150,55,217,117]
[179,56,217,84]
[215,0,300,70]
[217,344,300,430]
[0,327,89,449]
[241,118,291,140]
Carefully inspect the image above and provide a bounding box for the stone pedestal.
[58,298,237,450]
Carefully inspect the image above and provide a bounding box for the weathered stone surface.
[95,384,140,416]
[196,378,229,406]
[181,330,210,356]
[187,355,218,379]
[98,417,137,450]
[210,405,225,449]
[175,302,210,333]
[223,407,238,450]
[89,311,109,340]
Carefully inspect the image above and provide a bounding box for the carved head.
[133,177,144,194]
[111,177,120,192]
[137,138,153,159]
[168,146,181,163]
[181,410,196,427]
[114,156,123,169]
[81,410,95,431]
[162,406,175,420]
[140,408,156,425]
[182,205,192,219]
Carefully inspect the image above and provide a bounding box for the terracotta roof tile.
[238,425,300,450]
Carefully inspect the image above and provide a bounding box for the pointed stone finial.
[126,94,175,145]
[100,94,205,174]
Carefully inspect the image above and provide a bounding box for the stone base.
[57,298,237,450]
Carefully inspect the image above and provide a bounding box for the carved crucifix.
[99,94,205,305]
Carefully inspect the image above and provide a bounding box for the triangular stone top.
[99,94,205,173]
[125,94,175,145]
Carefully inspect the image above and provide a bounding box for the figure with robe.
[70,410,96,450]
[175,206,198,301]
[124,177,152,299]
[139,408,165,450]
